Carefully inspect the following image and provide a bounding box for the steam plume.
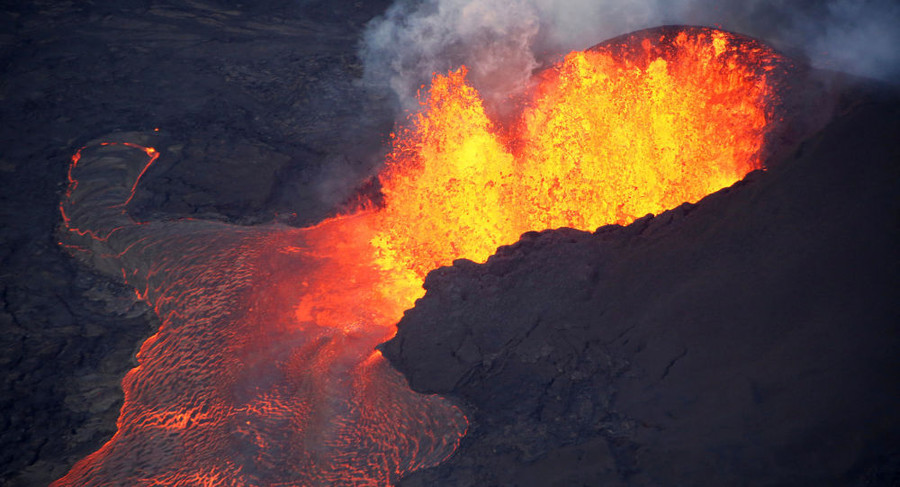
[361,0,900,111]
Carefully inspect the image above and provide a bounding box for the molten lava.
[372,27,782,306]
[55,27,785,486]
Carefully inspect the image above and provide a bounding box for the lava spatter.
[371,27,783,290]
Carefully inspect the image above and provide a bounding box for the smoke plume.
[360,0,900,112]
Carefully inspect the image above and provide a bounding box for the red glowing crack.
[60,142,159,246]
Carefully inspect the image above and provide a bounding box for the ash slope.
[385,83,900,486]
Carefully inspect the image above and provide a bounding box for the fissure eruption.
[55,26,786,486]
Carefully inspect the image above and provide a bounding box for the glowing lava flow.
[55,27,784,486]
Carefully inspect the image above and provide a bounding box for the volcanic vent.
[55,26,789,486]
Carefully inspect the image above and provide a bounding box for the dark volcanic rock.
[385,85,900,486]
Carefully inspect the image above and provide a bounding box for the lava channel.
[55,26,787,486]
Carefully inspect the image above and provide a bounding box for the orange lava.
[371,27,782,309]
[55,27,784,486]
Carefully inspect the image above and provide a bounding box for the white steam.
[361,0,900,111]
[361,0,542,111]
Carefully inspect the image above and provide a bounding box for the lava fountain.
[54,27,786,486]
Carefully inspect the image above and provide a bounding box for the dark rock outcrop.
[386,83,900,486]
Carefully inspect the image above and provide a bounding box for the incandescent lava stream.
[55,26,787,486]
